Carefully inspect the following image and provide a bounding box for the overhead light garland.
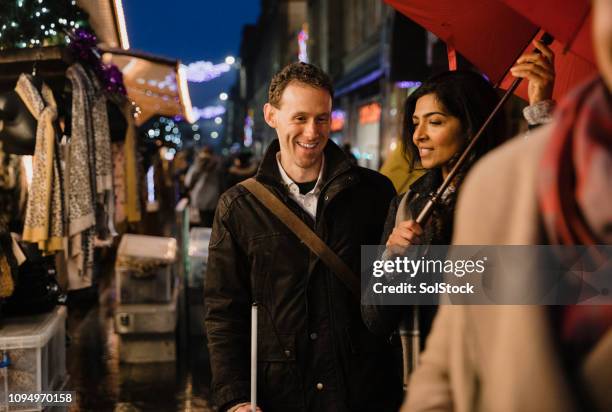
[183,60,232,83]
[191,105,226,121]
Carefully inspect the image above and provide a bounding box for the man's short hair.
[268,62,334,108]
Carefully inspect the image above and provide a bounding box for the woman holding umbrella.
[362,42,555,384]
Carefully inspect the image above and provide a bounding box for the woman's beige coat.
[402,125,612,412]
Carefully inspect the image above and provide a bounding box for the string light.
[183,61,231,83]
[191,105,226,121]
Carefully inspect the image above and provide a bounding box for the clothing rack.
[0,47,73,92]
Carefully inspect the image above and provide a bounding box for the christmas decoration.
[0,0,90,50]
[67,28,127,96]
[183,60,232,83]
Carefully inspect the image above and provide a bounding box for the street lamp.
[225,55,236,65]
[219,92,228,101]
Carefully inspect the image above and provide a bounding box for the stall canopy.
[102,48,195,125]
[77,0,129,49]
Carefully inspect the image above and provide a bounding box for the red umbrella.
[384,0,597,101]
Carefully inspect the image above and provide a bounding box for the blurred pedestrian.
[341,143,357,164]
[225,150,258,189]
[185,146,221,227]
[204,62,401,412]
[403,1,611,410]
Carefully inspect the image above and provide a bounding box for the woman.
[363,41,556,378]
[362,70,509,345]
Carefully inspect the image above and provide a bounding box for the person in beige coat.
[402,1,612,410]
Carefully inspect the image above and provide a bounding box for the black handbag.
[2,242,66,316]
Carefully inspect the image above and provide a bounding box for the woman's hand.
[386,219,423,256]
[510,39,555,105]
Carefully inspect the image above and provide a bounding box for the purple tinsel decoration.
[68,28,127,96]
[100,64,127,96]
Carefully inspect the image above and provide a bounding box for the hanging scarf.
[121,101,141,223]
[65,64,96,236]
[65,64,97,290]
[90,74,117,241]
[16,74,64,254]
[538,76,612,245]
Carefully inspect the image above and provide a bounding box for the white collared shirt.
[276,152,325,220]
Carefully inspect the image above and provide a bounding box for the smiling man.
[204,62,401,412]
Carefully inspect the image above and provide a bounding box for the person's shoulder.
[355,166,395,194]
[216,183,250,219]
[464,124,553,190]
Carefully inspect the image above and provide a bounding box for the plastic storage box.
[115,234,177,304]
[187,228,211,288]
[115,286,179,363]
[0,307,67,412]
[114,286,179,335]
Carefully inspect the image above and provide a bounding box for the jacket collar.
[256,139,356,192]
[409,168,443,197]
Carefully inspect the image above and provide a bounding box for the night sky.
[122,1,261,107]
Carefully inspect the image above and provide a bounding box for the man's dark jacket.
[204,139,402,412]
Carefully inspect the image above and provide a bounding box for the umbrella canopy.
[384,0,597,101]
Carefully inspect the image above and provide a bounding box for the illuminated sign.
[298,23,309,63]
[359,102,381,125]
[331,110,345,132]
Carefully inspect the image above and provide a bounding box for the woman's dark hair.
[402,70,507,169]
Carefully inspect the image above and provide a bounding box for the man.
[403,1,612,411]
[204,62,401,412]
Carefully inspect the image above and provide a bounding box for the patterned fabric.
[0,142,19,189]
[65,64,95,236]
[523,99,555,126]
[90,74,116,241]
[0,254,14,298]
[121,101,141,223]
[16,74,64,254]
[65,64,98,290]
[0,143,27,233]
[538,77,612,245]
[538,76,612,360]
[112,142,127,224]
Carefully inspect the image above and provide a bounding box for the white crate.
[114,286,179,335]
[0,307,67,412]
[187,228,211,288]
[116,234,177,303]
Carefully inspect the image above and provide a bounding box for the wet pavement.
[64,277,214,412]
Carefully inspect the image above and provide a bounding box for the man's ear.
[263,103,277,128]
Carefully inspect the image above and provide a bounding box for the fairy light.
[191,105,226,121]
[183,61,231,83]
